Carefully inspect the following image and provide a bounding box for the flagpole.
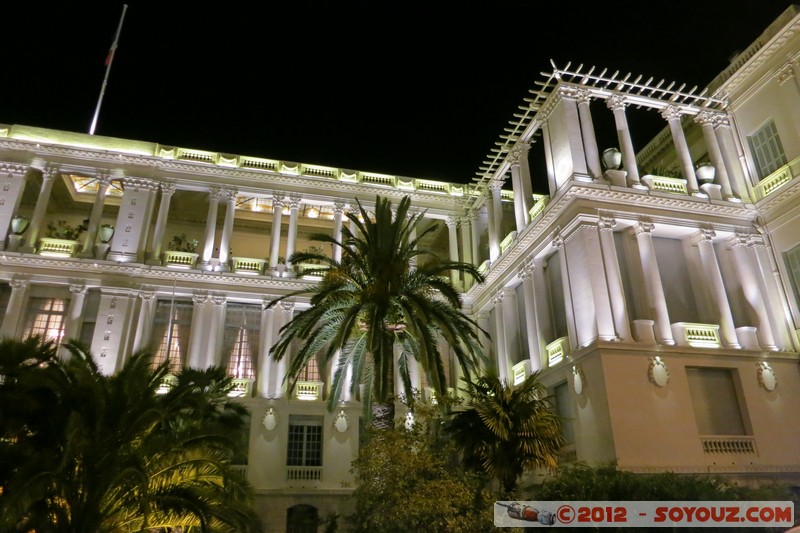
[89,4,128,135]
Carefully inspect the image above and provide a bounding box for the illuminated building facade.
[1,5,799,530]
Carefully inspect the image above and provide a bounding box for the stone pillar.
[695,229,740,348]
[408,207,419,271]
[90,290,136,375]
[217,188,238,270]
[714,116,751,202]
[62,283,87,347]
[633,221,674,345]
[552,233,578,349]
[696,112,735,199]
[541,118,558,196]
[79,172,111,257]
[131,288,156,353]
[147,181,175,265]
[201,187,222,268]
[275,301,295,398]
[519,262,543,371]
[491,291,509,382]
[508,143,532,231]
[661,105,701,195]
[446,216,460,287]
[0,163,29,250]
[0,278,28,339]
[598,216,632,341]
[729,234,777,350]
[554,87,589,181]
[476,311,492,367]
[332,201,345,262]
[269,193,284,270]
[607,95,642,187]
[257,296,277,397]
[107,178,159,263]
[487,180,503,261]
[531,259,553,354]
[205,293,227,368]
[187,291,210,368]
[501,287,520,370]
[749,233,797,350]
[285,195,301,272]
[460,213,474,287]
[22,165,58,253]
[138,182,159,260]
[576,89,603,180]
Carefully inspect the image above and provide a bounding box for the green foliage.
[167,233,200,253]
[0,336,262,532]
[446,371,565,497]
[45,219,87,240]
[348,403,495,533]
[268,195,487,428]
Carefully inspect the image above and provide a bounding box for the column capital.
[123,176,158,192]
[0,162,29,179]
[660,105,683,121]
[507,142,530,166]
[138,287,156,301]
[69,283,87,296]
[160,180,177,196]
[95,171,113,187]
[211,293,227,306]
[557,86,581,101]
[491,290,504,305]
[333,201,346,214]
[288,195,302,210]
[223,187,238,202]
[598,215,617,232]
[518,263,531,280]
[606,94,627,111]
[487,178,504,192]
[271,193,285,208]
[712,114,731,129]
[262,295,278,310]
[208,187,223,201]
[280,300,295,312]
[575,88,592,105]
[694,111,717,127]
[634,220,655,236]
[445,216,459,228]
[776,62,796,85]
[691,227,716,245]
[193,290,209,304]
[10,278,29,290]
[551,230,565,249]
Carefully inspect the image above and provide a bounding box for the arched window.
[286,504,319,533]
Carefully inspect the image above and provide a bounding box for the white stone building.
[1,5,800,531]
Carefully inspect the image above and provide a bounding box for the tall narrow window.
[287,415,323,467]
[785,244,800,309]
[22,297,67,344]
[223,304,261,380]
[748,120,787,180]
[151,300,193,372]
[686,367,748,435]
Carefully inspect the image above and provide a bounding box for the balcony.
[294,380,324,401]
[752,156,799,200]
[38,238,81,258]
[671,322,721,348]
[641,174,688,195]
[287,466,322,482]
[231,256,266,275]
[512,360,531,385]
[163,251,199,269]
[499,230,517,254]
[228,378,252,397]
[546,337,570,367]
[700,436,757,455]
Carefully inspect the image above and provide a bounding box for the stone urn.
[11,215,30,235]
[602,147,622,170]
[98,224,115,244]
[696,162,716,184]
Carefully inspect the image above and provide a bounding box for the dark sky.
[2,1,797,189]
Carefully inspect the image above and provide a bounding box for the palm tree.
[445,370,565,497]
[0,336,262,532]
[269,195,487,429]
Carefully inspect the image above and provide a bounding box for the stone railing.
[671,322,721,348]
[163,251,199,268]
[512,360,531,385]
[228,378,252,397]
[294,380,324,401]
[38,238,81,257]
[700,436,757,455]
[641,175,688,195]
[528,195,549,220]
[477,260,490,275]
[500,231,517,254]
[752,156,799,200]
[546,337,570,367]
[232,256,266,275]
[287,466,322,481]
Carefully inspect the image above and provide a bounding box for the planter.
[11,216,30,235]
[602,148,622,170]
[98,225,114,244]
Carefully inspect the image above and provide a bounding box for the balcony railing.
[671,322,721,348]
[700,436,757,454]
[499,231,517,254]
[228,378,252,397]
[294,380,324,401]
[38,238,81,257]
[641,175,688,195]
[232,256,266,275]
[546,337,570,367]
[287,466,322,481]
[528,195,549,220]
[512,360,530,385]
[163,251,199,268]
[752,156,799,200]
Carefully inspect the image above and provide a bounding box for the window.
[748,120,787,179]
[785,244,800,308]
[222,303,261,380]
[150,300,193,372]
[686,367,748,435]
[286,504,319,533]
[22,297,67,343]
[287,416,322,467]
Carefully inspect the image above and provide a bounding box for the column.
[491,291,509,382]
[598,216,632,341]
[531,259,553,354]
[0,163,29,250]
[541,117,558,196]
[187,291,209,368]
[205,293,227,368]
[217,188,238,270]
[695,229,740,348]
[553,233,578,349]
[469,210,480,268]
[257,296,277,397]
[90,290,137,375]
[501,287,520,370]
[332,201,345,262]
[108,178,159,263]
[147,181,175,265]
[62,283,87,347]
[508,144,532,231]
[519,262,542,371]
[729,234,777,350]
[633,221,674,345]
[131,288,156,353]
[137,180,159,259]
[487,180,503,261]
[661,105,701,195]
[284,195,301,272]
[408,207,419,271]
[201,187,222,268]
[22,165,58,253]
[269,193,284,270]
[79,172,111,257]
[275,301,295,398]
[476,311,492,369]
[446,216,460,287]
[696,112,735,199]
[0,279,28,339]
[606,95,642,187]
[713,115,751,202]
[555,87,589,180]
[575,89,602,180]
[460,213,474,287]
[749,233,797,350]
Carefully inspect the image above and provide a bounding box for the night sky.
[2,1,796,191]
